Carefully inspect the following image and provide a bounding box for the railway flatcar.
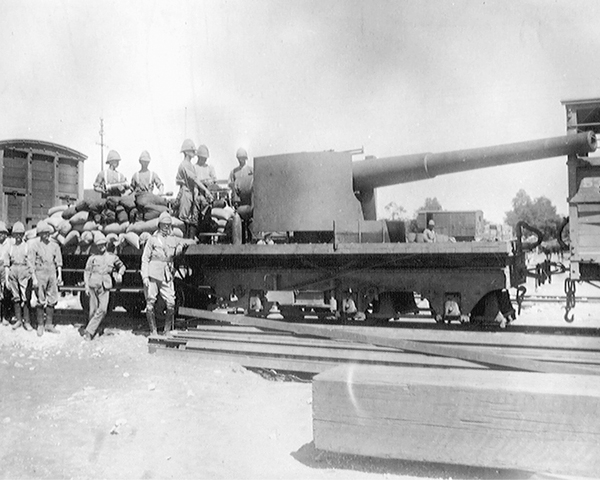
[181,131,597,326]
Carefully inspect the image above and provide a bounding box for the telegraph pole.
[99,118,105,171]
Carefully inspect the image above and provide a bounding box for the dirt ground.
[0,261,597,480]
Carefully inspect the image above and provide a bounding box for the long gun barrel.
[352,131,597,191]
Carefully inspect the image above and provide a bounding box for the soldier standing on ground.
[28,220,63,336]
[82,233,126,341]
[4,222,33,331]
[93,150,130,197]
[130,150,164,194]
[141,212,195,336]
[0,222,11,325]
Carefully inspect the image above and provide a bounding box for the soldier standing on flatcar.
[174,139,213,239]
[141,212,195,336]
[28,220,63,336]
[228,147,253,208]
[93,150,130,198]
[0,222,13,325]
[5,222,33,331]
[82,233,126,341]
[130,150,164,194]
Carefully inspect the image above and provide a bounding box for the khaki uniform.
[93,168,128,197]
[4,241,32,304]
[141,232,184,311]
[131,170,164,194]
[84,251,125,337]
[27,238,62,308]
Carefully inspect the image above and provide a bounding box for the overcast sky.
[1,0,599,223]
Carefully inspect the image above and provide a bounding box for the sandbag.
[118,194,136,212]
[106,232,120,247]
[139,231,152,246]
[103,222,128,235]
[87,199,107,213]
[64,230,80,247]
[116,209,129,224]
[74,199,89,212]
[122,231,140,249]
[136,192,168,208]
[212,206,235,221]
[172,227,184,238]
[48,204,69,217]
[47,215,64,230]
[80,230,94,245]
[69,211,90,225]
[61,206,77,220]
[126,219,159,235]
[82,221,100,232]
[105,196,120,211]
[143,210,161,221]
[57,220,72,237]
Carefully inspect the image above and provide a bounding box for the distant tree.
[417,197,443,212]
[504,189,562,240]
[384,202,407,220]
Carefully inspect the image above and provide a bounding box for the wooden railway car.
[0,139,86,227]
[561,98,600,320]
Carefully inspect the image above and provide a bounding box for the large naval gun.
[183,131,597,325]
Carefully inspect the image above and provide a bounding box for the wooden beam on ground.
[312,364,600,477]
[178,308,600,375]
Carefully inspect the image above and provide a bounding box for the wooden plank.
[313,365,600,477]
[179,338,485,369]
[178,308,600,375]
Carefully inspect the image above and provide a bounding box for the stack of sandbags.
[211,205,235,235]
[34,192,188,253]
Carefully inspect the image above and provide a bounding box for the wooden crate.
[313,365,600,477]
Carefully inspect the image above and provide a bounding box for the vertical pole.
[99,118,105,172]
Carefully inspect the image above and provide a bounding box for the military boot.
[146,309,158,336]
[23,305,33,331]
[12,303,23,330]
[163,308,175,336]
[36,307,45,337]
[44,306,59,334]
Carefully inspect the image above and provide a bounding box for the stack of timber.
[313,365,600,477]
[155,308,600,376]
[156,308,600,475]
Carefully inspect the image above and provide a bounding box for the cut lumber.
[313,365,600,477]
[178,308,600,375]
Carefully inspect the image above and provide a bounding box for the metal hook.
[564,308,575,323]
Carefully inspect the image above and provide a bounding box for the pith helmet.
[139,150,151,163]
[236,147,248,159]
[0,221,7,234]
[428,219,435,227]
[158,211,172,225]
[180,139,196,153]
[36,220,51,234]
[197,144,209,158]
[106,150,121,164]
[12,222,25,234]
[94,232,107,245]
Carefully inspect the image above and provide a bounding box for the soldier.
[423,219,437,243]
[228,147,253,207]
[174,139,213,238]
[4,222,33,331]
[28,220,63,336]
[141,212,194,336]
[93,150,130,197]
[130,150,164,194]
[82,233,126,341]
[0,222,12,325]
